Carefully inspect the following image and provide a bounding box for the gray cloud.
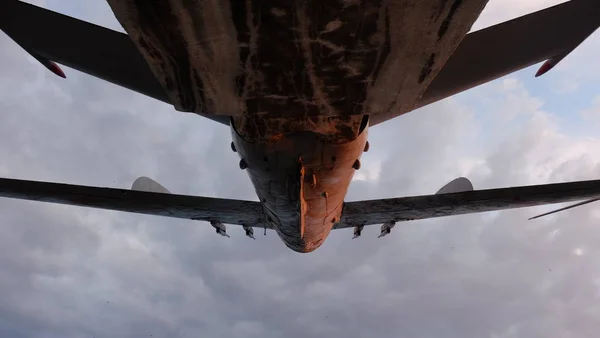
[2,1,600,338]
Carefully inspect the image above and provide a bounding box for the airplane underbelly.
[107,0,488,120]
[231,117,369,253]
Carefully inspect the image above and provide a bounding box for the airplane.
[1,0,600,253]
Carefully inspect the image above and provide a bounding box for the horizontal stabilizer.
[336,178,600,229]
[0,177,270,229]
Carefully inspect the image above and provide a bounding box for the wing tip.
[47,61,66,78]
[535,60,554,77]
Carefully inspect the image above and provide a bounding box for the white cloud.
[2,1,600,338]
[580,95,600,122]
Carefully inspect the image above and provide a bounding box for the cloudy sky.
[1,1,600,337]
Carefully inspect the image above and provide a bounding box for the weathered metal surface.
[106,0,242,115]
[336,179,600,228]
[362,0,488,122]
[0,178,271,228]
[105,0,488,119]
[231,116,369,252]
[381,0,600,126]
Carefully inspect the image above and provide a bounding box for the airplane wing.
[370,0,600,126]
[335,178,600,237]
[0,177,270,238]
[0,0,229,126]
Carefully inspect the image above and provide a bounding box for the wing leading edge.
[0,177,271,231]
[336,179,600,230]
[371,0,600,126]
[0,0,229,126]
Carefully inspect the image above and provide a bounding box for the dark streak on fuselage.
[418,52,437,83]
[370,6,392,85]
[438,0,464,40]
[132,0,202,111]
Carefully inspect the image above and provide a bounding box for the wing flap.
[336,179,600,228]
[0,177,270,229]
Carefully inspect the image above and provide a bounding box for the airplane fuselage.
[230,115,369,252]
